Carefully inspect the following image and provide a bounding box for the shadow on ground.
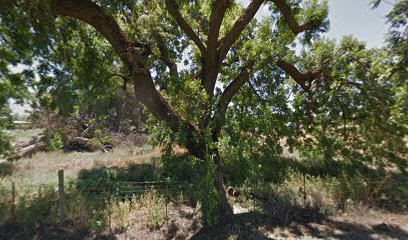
[0,222,114,240]
[191,207,408,240]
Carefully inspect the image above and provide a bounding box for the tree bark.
[213,149,233,220]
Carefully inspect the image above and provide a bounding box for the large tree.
[1,0,406,223]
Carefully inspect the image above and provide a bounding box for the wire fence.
[1,169,186,228]
[1,169,407,230]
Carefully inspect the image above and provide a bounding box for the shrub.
[138,190,165,230]
[0,130,11,157]
[43,129,63,151]
[109,197,133,232]
[15,185,59,226]
[161,153,196,182]
[127,163,159,182]
[0,161,13,177]
[77,167,127,194]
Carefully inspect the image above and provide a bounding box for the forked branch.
[271,0,317,35]
[165,0,207,54]
[275,59,321,91]
[218,0,264,59]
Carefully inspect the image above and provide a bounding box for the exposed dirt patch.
[189,208,408,240]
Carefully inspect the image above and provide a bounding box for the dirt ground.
[1,206,406,240]
[110,204,408,240]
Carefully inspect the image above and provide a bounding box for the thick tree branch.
[209,60,255,138]
[218,0,264,59]
[248,80,265,101]
[54,0,197,136]
[133,39,178,78]
[103,73,130,91]
[275,59,320,91]
[201,0,229,96]
[192,68,203,80]
[156,37,179,79]
[160,55,178,78]
[55,0,141,65]
[214,60,255,125]
[271,0,315,35]
[132,41,153,57]
[165,0,207,54]
[207,0,229,51]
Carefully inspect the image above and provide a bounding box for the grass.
[0,145,157,191]
[0,144,171,236]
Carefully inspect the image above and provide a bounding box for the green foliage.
[0,130,11,157]
[0,161,13,177]
[0,185,9,223]
[0,107,13,157]
[76,167,127,193]
[15,185,59,226]
[160,151,218,225]
[277,36,408,175]
[149,119,222,224]
[43,129,63,151]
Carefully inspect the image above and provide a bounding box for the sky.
[241,0,394,48]
[10,0,394,116]
[325,0,393,48]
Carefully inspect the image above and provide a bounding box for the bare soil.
[109,205,408,240]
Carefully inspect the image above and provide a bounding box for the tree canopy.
[1,0,407,223]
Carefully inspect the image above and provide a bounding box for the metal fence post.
[303,173,306,206]
[165,184,169,226]
[58,169,65,226]
[11,181,16,220]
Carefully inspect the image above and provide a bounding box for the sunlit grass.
[0,145,158,192]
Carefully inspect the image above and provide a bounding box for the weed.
[0,161,13,177]
[138,190,166,230]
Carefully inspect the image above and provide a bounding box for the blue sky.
[325,0,393,48]
[242,0,394,48]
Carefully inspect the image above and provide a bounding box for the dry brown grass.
[0,146,161,192]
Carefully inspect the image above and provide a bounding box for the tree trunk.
[213,149,233,221]
[185,133,233,222]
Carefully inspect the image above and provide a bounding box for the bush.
[138,190,166,230]
[43,129,63,151]
[0,161,13,177]
[14,185,59,226]
[161,153,197,182]
[76,164,161,197]
[235,164,408,216]
[127,163,159,182]
[77,167,127,194]
[0,130,11,157]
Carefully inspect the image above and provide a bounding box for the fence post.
[11,181,16,220]
[165,184,169,226]
[107,176,113,235]
[303,173,306,206]
[58,169,65,226]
